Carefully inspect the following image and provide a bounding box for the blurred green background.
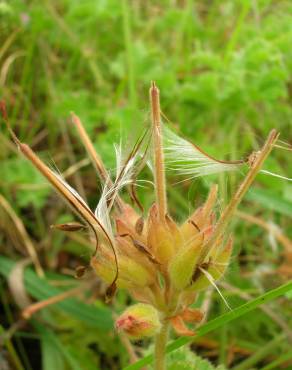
[0,1,291,369]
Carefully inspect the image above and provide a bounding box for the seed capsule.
[116,303,161,339]
[147,204,175,265]
[168,233,203,290]
[188,238,233,292]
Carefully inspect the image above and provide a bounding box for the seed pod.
[91,254,116,284]
[188,238,233,292]
[188,273,211,292]
[116,303,161,339]
[116,218,147,246]
[135,217,144,235]
[165,214,183,249]
[116,218,134,237]
[147,204,175,265]
[168,234,203,290]
[119,255,156,288]
[202,184,218,219]
[180,185,218,242]
[214,237,233,266]
[119,204,140,227]
[91,246,156,290]
[51,222,86,231]
[180,207,202,242]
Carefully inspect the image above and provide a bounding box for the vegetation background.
[0,0,291,369]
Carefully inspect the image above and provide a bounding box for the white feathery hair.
[199,267,231,310]
[95,142,139,237]
[53,172,91,212]
[163,126,243,179]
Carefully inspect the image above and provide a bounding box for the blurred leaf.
[1,158,51,209]
[34,321,82,370]
[0,256,113,331]
[246,188,292,217]
[37,322,66,370]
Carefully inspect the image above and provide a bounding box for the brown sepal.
[170,315,195,337]
[181,308,204,323]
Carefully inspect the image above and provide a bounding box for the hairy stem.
[154,320,170,370]
[197,129,279,265]
[150,82,167,221]
[71,112,124,210]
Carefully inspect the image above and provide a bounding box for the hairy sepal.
[147,204,175,265]
[116,303,161,339]
[168,233,203,290]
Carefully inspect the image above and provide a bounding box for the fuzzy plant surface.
[0,83,279,370]
[165,347,227,370]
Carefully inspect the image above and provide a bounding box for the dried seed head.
[4,83,278,333]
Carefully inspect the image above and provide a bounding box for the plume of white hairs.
[163,125,291,183]
[47,142,138,243]
[163,126,244,179]
[53,172,92,213]
[95,142,140,237]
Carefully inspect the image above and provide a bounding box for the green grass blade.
[261,350,292,370]
[33,321,83,370]
[0,325,25,370]
[231,334,285,370]
[246,188,292,217]
[0,256,113,331]
[123,281,292,370]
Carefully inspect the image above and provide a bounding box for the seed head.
[3,84,278,339]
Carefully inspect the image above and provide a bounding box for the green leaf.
[34,322,83,370]
[1,158,51,209]
[0,256,113,331]
[165,348,226,370]
[246,188,292,217]
[123,280,292,370]
[37,322,66,370]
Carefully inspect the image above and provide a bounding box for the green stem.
[154,321,170,370]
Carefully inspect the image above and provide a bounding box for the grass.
[0,1,291,369]
[123,280,292,369]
